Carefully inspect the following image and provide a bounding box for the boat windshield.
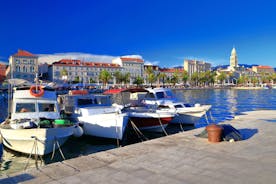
[15,103,36,113]
[156,90,175,99]
[38,103,57,112]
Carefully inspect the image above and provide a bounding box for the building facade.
[112,57,144,84]
[49,59,122,84]
[184,59,211,77]
[252,65,275,74]
[9,50,38,82]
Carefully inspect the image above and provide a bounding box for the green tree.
[217,72,227,85]
[133,76,144,87]
[89,78,96,84]
[251,77,259,87]
[73,76,80,84]
[157,72,167,87]
[99,70,112,88]
[114,71,123,85]
[190,72,199,86]
[122,72,130,85]
[148,73,156,87]
[181,70,189,85]
[271,73,276,84]
[171,70,180,86]
[145,66,154,85]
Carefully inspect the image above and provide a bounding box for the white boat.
[59,91,129,140]
[0,86,80,156]
[104,88,175,133]
[135,88,211,125]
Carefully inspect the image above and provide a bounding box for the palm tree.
[181,70,189,86]
[99,70,112,88]
[251,77,258,87]
[73,76,80,84]
[171,70,180,86]
[157,72,167,87]
[148,73,156,87]
[271,73,276,84]
[145,66,156,87]
[114,71,122,85]
[122,72,130,86]
[133,76,144,87]
[217,72,227,85]
[191,72,199,86]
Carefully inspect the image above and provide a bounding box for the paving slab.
[1,110,276,184]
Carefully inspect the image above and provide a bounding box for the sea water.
[1,88,276,175]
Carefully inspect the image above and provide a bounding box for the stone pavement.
[1,110,276,184]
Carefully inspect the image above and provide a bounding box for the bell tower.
[230,47,238,68]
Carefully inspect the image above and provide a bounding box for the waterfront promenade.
[1,110,276,184]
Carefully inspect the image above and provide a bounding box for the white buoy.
[73,125,84,137]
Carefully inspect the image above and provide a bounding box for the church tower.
[230,47,238,68]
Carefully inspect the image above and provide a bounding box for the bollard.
[206,124,222,143]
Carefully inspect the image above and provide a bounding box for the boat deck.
[1,110,276,184]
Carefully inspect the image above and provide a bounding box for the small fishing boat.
[105,88,175,133]
[0,82,81,156]
[124,106,174,132]
[58,91,129,140]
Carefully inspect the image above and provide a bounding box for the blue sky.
[0,0,276,67]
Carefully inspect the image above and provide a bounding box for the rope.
[51,137,65,160]
[204,112,210,124]
[129,119,148,141]
[157,112,168,136]
[24,136,43,170]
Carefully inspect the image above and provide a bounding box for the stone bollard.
[206,124,222,143]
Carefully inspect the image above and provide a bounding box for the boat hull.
[0,126,74,156]
[128,112,173,132]
[79,113,129,140]
[170,105,211,125]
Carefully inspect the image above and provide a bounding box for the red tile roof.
[120,57,144,63]
[159,68,184,72]
[257,65,272,69]
[54,59,120,68]
[13,49,36,57]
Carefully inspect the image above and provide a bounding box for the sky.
[0,0,276,67]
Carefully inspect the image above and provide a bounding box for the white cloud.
[144,60,160,66]
[121,55,143,59]
[38,52,118,64]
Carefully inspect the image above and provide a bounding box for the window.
[15,103,36,113]
[145,93,155,99]
[38,103,56,112]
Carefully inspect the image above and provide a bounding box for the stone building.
[112,57,144,84]
[48,59,122,84]
[183,59,211,77]
[9,50,38,82]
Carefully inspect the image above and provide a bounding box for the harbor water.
[1,88,276,175]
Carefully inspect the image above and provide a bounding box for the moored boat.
[0,84,80,156]
[143,88,212,125]
[59,91,129,140]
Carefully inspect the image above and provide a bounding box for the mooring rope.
[157,112,168,136]
[51,137,65,160]
[129,119,148,141]
[24,136,43,170]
